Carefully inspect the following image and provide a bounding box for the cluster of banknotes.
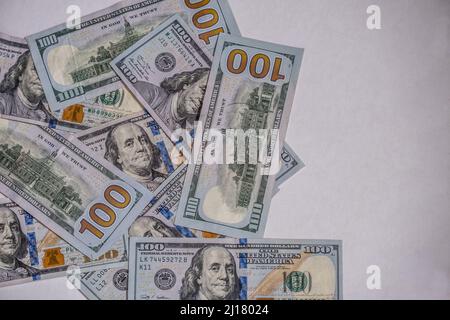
[0,0,342,300]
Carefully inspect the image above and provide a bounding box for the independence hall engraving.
[0,143,83,220]
[70,18,145,83]
[230,84,276,208]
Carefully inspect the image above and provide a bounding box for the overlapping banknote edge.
[0,197,130,288]
[109,13,213,145]
[0,117,153,259]
[76,150,307,300]
[25,0,241,112]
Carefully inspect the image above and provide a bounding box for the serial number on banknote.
[140,256,189,265]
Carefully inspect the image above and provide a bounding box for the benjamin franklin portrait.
[180,245,240,300]
[104,122,167,192]
[134,68,209,132]
[0,207,39,282]
[0,51,54,122]
[128,216,181,238]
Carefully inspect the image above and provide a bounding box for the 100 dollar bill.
[78,144,305,300]
[26,0,239,111]
[129,238,342,300]
[0,199,127,287]
[0,32,90,132]
[176,34,304,238]
[111,14,212,139]
[0,118,152,258]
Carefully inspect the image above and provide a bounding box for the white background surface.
[0,0,449,299]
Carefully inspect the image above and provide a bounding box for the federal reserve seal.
[154,268,176,290]
[113,269,128,291]
[155,52,176,72]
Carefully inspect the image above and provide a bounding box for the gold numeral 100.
[79,185,131,239]
[227,49,286,82]
[184,0,225,45]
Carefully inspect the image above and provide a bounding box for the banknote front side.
[111,14,212,139]
[176,34,304,238]
[0,118,152,258]
[129,238,342,300]
[79,145,305,300]
[0,199,127,287]
[26,0,239,111]
[76,111,184,193]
